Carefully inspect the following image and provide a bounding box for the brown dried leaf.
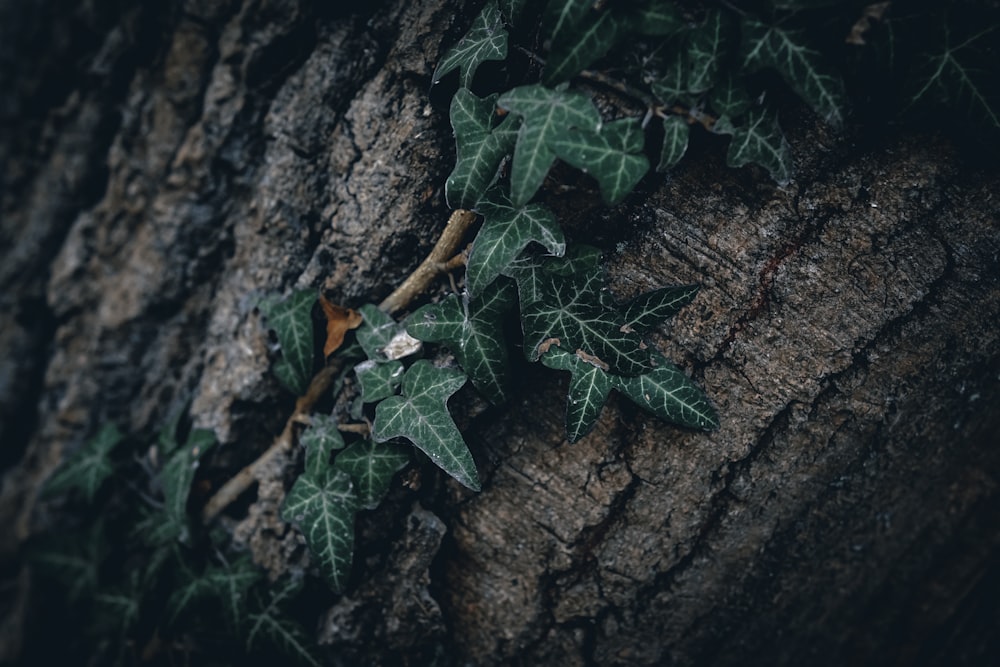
[319,295,362,357]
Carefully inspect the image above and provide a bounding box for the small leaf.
[354,359,404,404]
[658,115,690,171]
[281,468,358,592]
[498,0,527,23]
[716,108,794,184]
[686,9,732,94]
[549,118,650,205]
[541,346,615,442]
[544,9,626,85]
[626,0,685,36]
[247,577,320,667]
[318,296,362,358]
[468,186,565,295]
[708,73,752,120]
[160,428,215,544]
[621,285,700,334]
[260,289,316,395]
[613,355,719,430]
[652,46,690,105]
[301,414,345,477]
[502,244,602,306]
[447,89,521,209]
[334,440,410,509]
[372,360,479,491]
[43,423,123,502]
[433,0,508,88]
[498,84,602,205]
[541,0,591,46]
[407,280,517,404]
[741,18,847,128]
[166,557,261,628]
[356,304,400,360]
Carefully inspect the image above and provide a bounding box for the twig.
[378,209,477,314]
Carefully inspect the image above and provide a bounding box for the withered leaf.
[319,295,362,358]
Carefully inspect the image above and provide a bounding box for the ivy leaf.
[30,521,106,602]
[686,9,732,94]
[159,428,215,544]
[658,115,690,172]
[433,0,508,88]
[741,18,847,128]
[715,108,794,184]
[708,73,753,120]
[334,440,411,509]
[621,285,700,334]
[166,557,262,628]
[407,280,517,404]
[43,423,123,502]
[614,354,720,430]
[498,0,527,23]
[502,244,602,306]
[541,0,591,47]
[260,289,316,395]
[281,467,358,592]
[498,84,602,205]
[372,360,479,491]
[354,359,404,404]
[521,270,654,376]
[356,304,400,360]
[652,46,690,105]
[468,187,565,296]
[541,346,614,442]
[247,577,320,667]
[301,414,345,476]
[544,8,626,86]
[627,0,684,36]
[447,89,520,209]
[549,118,650,205]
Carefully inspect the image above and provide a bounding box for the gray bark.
[1,0,998,664]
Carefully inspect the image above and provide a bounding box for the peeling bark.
[1,0,998,665]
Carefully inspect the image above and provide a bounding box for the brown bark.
[1,0,998,665]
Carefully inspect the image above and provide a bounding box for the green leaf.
[715,108,793,184]
[166,557,262,627]
[741,18,847,128]
[502,244,602,306]
[542,0,591,46]
[356,304,399,360]
[30,521,106,602]
[549,118,650,205]
[544,9,626,85]
[686,9,732,94]
[708,73,752,120]
[521,270,655,376]
[433,0,508,88]
[43,423,123,502]
[499,0,527,23]
[541,346,615,442]
[301,414,345,476]
[334,440,411,509]
[407,280,517,404]
[498,84,602,205]
[626,0,684,36]
[658,115,690,171]
[281,468,358,592]
[354,359,404,404]
[159,428,215,544]
[652,46,690,105]
[260,289,316,395]
[372,360,479,491]
[247,577,320,667]
[621,285,700,334]
[614,354,719,430]
[468,187,565,295]
[447,89,520,209]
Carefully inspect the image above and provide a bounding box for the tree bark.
[1,0,998,665]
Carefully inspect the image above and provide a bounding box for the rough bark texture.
[1,0,998,665]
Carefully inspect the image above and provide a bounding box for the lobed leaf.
[686,9,732,94]
[447,89,520,209]
[502,244,602,306]
[541,346,614,442]
[356,304,400,360]
[549,118,650,205]
[621,284,700,334]
[247,577,320,667]
[741,18,847,128]
[652,46,690,105]
[498,84,602,205]
[498,0,528,23]
[658,115,690,172]
[260,289,316,395]
[433,0,508,88]
[544,8,626,86]
[715,108,794,184]
[708,72,753,120]
[468,186,565,296]
[281,468,358,592]
[354,359,404,404]
[614,355,720,430]
[300,414,345,477]
[159,428,215,544]
[371,360,479,491]
[335,440,410,509]
[626,0,684,36]
[166,557,261,628]
[43,423,123,502]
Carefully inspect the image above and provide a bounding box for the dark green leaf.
[621,285,699,334]
[433,0,508,88]
[301,414,345,476]
[686,9,732,94]
[715,108,793,184]
[43,423,123,502]
[260,289,316,395]
[541,346,614,442]
[468,187,565,296]
[614,355,719,430]
[166,557,261,627]
[372,360,479,491]
[356,304,400,360]
[708,73,752,120]
[544,9,626,85]
[499,0,527,23]
[334,440,410,509]
[741,18,847,127]
[549,118,650,205]
[542,0,591,46]
[159,428,215,544]
[502,244,602,306]
[354,359,404,404]
[281,468,358,592]
[652,46,690,105]
[658,115,690,171]
[447,89,520,209]
[626,0,684,36]
[498,84,602,205]
[247,577,320,667]
[407,280,517,404]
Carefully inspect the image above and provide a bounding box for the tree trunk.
[2,0,998,665]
